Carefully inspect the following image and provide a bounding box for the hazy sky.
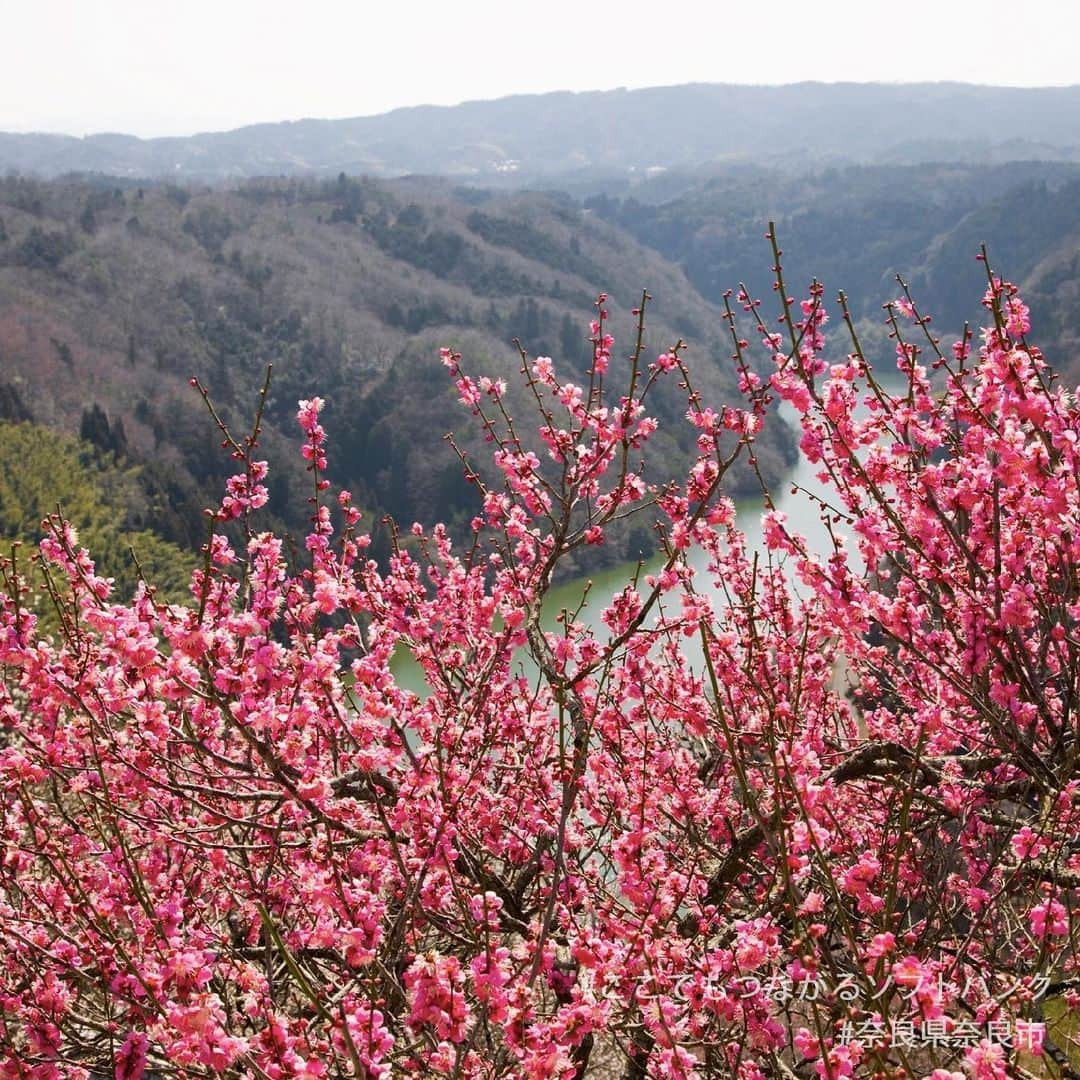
[4,0,1079,138]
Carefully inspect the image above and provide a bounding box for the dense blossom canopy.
[1,256,1077,1078]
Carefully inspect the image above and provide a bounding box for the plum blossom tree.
[0,237,1077,1079]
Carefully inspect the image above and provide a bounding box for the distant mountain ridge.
[3,82,1079,181]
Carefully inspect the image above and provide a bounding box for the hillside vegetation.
[587,160,1080,380]
[0,421,194,625]
[0,173,794,575]
[2,155,1078,583]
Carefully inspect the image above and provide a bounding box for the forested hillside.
[0,173,795,576]
[587,160,1080,379]
[2,155,1078,586]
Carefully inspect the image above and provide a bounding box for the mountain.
[2,83,1079,183]
[3,143,1079,593]
[0,173,796,577]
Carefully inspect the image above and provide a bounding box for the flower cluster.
[0,267,1076,1077]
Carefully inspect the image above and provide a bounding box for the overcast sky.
[4,0,1079,138]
